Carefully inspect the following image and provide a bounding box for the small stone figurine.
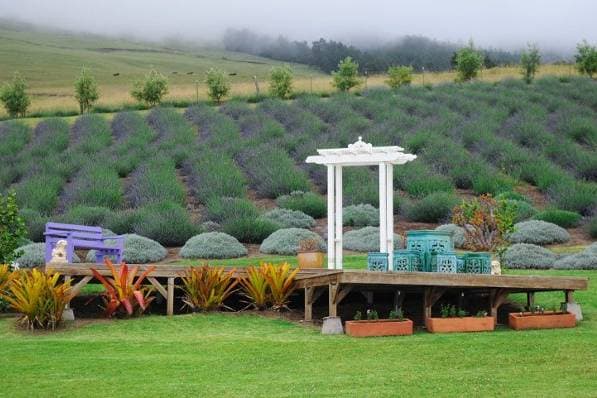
[491,260,502,275]
[50,240,69,264]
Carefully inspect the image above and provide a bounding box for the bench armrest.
[102,235,124,242]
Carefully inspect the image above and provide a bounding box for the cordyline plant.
[0,264,15,312]
[262,262,299,311]
[181,265,238,312]
[451,194,515,251]
[238,264,269,310]
[90,259,155,318]
[4,268,71,330]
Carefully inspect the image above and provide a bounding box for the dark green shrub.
[587,218,597,239]
[60,206,112,227]
[104,209,140,235]
[472,173,513,195]
[495,191,530,202]
[221,217,279,244]
[403,192,458,223]
[206,197,259,223]
[504,200,537,222]
[534,209,582,228]
[0,72,30,117]
[131,69,168,106]
[276,191,326,218]
[15,174,63,215]
[19,208,47,242]
[132,202,199,246]
[0,191,27,264]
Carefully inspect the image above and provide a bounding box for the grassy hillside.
[1,76,595,247]
[0,21,322,117]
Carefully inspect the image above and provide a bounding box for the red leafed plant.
[90,259,156,317]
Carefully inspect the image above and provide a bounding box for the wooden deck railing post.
[328,283,338,317]
[565,290,575,303]
[167,278,174,316]
[526,291,535,310]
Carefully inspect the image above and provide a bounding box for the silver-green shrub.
[502,243,557,269]
[86,234,167,264]
[505,199,537,222]
[260,228,325,255]
[507,220,570,245]
[553,243,597,270]
[14,243,80,268]
[343,204,379,227]
[180,232,247,259]
[435,224,465,248]
[260,208,315,229]
[343,227,404,252]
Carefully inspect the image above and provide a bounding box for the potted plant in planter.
[345,308,414,337]
[297,238,324,268]
[426,305,494,333]
[509,305,576,330]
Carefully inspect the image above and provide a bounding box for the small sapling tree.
[575,40,597,78]
[520,44,541,84]
[269,65,293,99]
[0,72,30,118]
[131,69,169,106]
[0,191,27,265]
[74,67,99,113]
[386,65,413,89]
[332,56,361,92]
[454,41,484,82]
[205,68,231,104]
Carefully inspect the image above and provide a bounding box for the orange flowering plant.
[451,194,515,251]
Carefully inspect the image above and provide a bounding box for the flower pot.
[426,316,495,333]
[297,251,324,268]
[508,311,576,330]
[345,319,413,337]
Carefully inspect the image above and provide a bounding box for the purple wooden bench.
[44,222,124,264]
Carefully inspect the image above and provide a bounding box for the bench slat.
[45,222,102,233]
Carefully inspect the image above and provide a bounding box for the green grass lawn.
[1,268,595,397]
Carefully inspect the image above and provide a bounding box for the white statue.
[50,240,69,264]
[491,260,502,275]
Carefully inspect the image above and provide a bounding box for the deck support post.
[328,283,352,318]
[526,291,535,310]
[64,276,72,309]
[565,290,575,303]
[167,278,174,316]
[490,288,509,325]
[361,291,373,305]
[304,287,325,322]
[393,289,405,311]
[424,287,446,324]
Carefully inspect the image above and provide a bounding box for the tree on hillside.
[269,65,293,99]
[386,65,413,89]
[575,40,597,78]
[205,68,231,104]
[520,44,541,84]
[454,41,484,82]
[0,72,30,118]
[131,69,169,106]
[0,191,27,265]
[74,67,99,113]
[332,57,361,91]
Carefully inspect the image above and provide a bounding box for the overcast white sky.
[1,0,595,51]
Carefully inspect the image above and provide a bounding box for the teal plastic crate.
[464,252,492,274]
[393,250,422,272]
[367,252,389,272]
[430,251,458,273]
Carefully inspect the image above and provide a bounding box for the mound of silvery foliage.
[502,243,558,269]
[86,234,168,264]
[554,243,597,270]
[507,220,570,245]
[343,204,380,227]
[343,227,404,252]
[180,232,247,259]
[14,243,80,269]
[260,208,315,229]
[435,224,466,248]
[260,228,326,255]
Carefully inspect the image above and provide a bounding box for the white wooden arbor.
[306,137,417,270]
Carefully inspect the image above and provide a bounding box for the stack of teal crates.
[367,230,491,274]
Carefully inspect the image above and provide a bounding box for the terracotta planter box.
[345,319,413,337]
[297,251,324,268]
[508,311,576,330]
[426,316,494,333]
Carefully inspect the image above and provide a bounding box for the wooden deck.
[48,263,588,322]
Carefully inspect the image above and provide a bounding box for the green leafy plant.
[575,40,597,78]
[520,43,541,84]
[4,268,71,330]
[262,262,298,311]
[238,264,269,310]
[74,67,99,113]
[389,308,405,321]
[332,57,361,91]
[386,65,413,88]
[454,41,484,82]
[367,309,379,320]
[457,308,468,318]
[90,259,156,317]
[475,310,488,317]
[0,72,30,118]
[131,69,168,106]
[269,65,293,99]
[353,310,362,321]
[0,191,27,265]
[180,265,238,312]
[205,68,230,104]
